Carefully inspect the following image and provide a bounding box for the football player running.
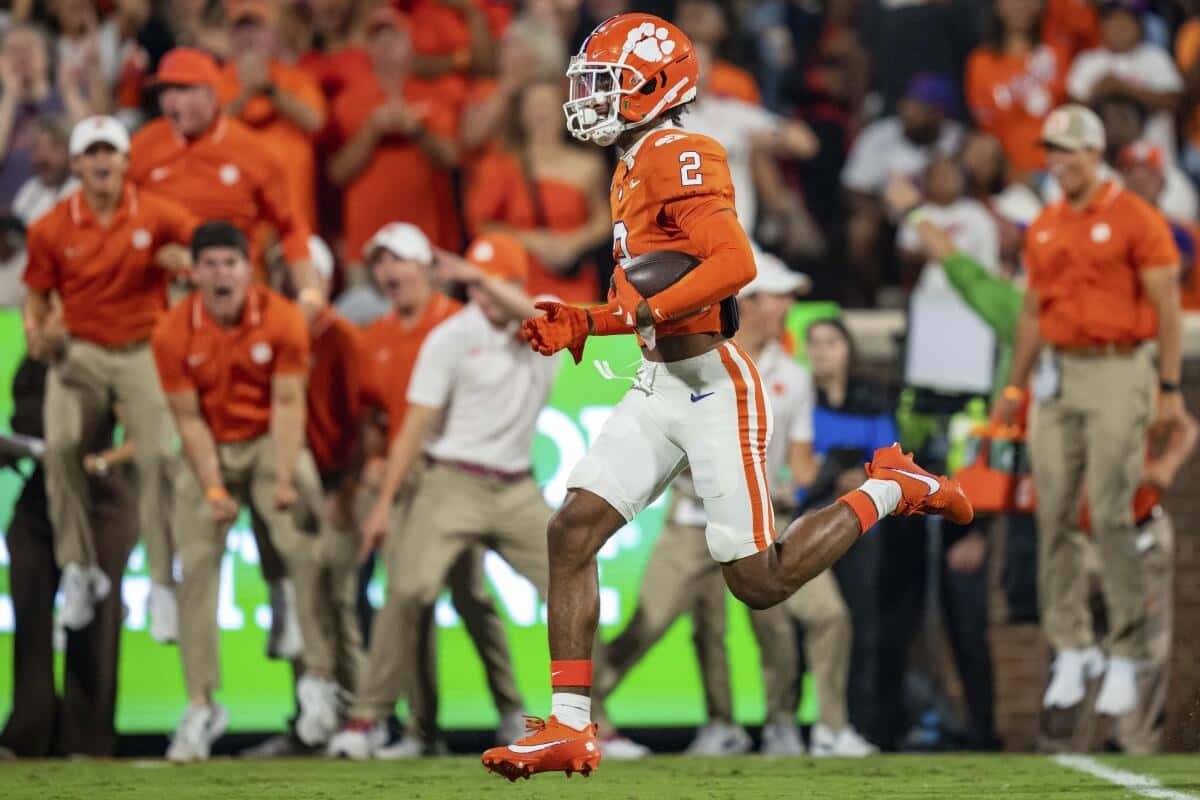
[483,13,972,781]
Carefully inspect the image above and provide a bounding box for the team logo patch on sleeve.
[220,164,241,185]
[132,229,152,249]
[251,342,273,364]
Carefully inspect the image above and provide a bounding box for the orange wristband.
[838,490,879,535]
[206,486,230,502]
[1002,385,1025,402]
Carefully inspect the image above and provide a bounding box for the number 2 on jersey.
[679,151,703,186]
[613,220,632,265]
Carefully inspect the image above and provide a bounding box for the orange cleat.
[865,443,974,525]
[481,716,601,781]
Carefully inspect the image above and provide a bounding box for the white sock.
[550,692,591,731]
[858,478,902,520]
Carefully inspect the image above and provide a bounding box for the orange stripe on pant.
[732,341,776,545]
[717,343,768,552]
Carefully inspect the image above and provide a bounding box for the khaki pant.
[597,503,852,730]
[174,437,327,698]
[1030,349,1154,660]
[351,463,551,740]
[750,566,852,729]
[44,339,177,585]
[1084,512,1173,753]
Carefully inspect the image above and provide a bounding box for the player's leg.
[446,547,526,742]
[482,388,685,780]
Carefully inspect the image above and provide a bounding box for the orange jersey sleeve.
[615,131,753,323]
[269,295,311,376]
[151,306,194,395]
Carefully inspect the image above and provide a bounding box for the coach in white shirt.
[345,233,558,753]
[1067,0,1182,162]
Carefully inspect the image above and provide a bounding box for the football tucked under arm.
[642,198,756,322]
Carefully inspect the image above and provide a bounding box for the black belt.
[426,456,531,483]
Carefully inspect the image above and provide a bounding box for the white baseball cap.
[1040,103,1105,152]
[363,222,432,264]
[740,245,811,297]
[308,234,335,281]
[69,115,130,157]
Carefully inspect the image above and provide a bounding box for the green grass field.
[2,755,1197,799]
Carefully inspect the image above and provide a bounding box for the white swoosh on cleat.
[509,740,570,754]
[880,467,941,496]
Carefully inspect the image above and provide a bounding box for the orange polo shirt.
[965,43,1070,173]
[332,73,462,260]
[1042,0,1100,61]
[1024,182,1179,348]
[128,115,311,271]
[307,307,364,474]
[216,61,326,231]
[360,293,461,442]
[152,286,309,443]
[23,185,198,347]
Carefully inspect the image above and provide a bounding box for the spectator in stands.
[465,79,609,302]
[218,0,326,231]
[166,0,229,61]
[149,222,332,762]
[406,0,503,81]
[994,104,1183,719]
[841,72,963,306]
[328,6,459,285]
[22,116,195,640]
[1042,0,1100,60]
[459,14,567,165]
[300,0,369,101]
[675,0,759,104]
[49,0,120,116]
[1118,142,1200,310]
[966,0,1070,178]
[802,317,899,746]
[959,130,1042,273]
[329,222,525,758]
[0,24,75,209]
[0,357,139,758]
[686,40,822,259]
[107,0,177,129]
[12,113,76,225]
[1067,0,1182,162]
[0,214,24,310]
[129,47,320,307]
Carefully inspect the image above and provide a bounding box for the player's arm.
[434,248,539,321]
[643,199,755,323]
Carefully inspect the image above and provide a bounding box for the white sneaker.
[811,724,879,757]
[1095,657,1139,717]
[267,579,305,661]
[58,564,95,631]
[166,703,229,763]
[375,734,429,760]
[600,734,651,759]
[761,722,806,756]
[327,720,388,760]
[149,584,179,644]
[296,675,343,746]
[496,710,527,745]
[685,721,752,756]
[1043,647,1104,709]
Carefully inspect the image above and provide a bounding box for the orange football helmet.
[563,13,699,146]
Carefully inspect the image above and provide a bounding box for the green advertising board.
[0,324,816,733]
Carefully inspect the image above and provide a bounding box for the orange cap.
[466,234,529,283]
[1118,140,1165,173]
[228,0,277,25]
[364,4,408,34]
[153,47,222,89]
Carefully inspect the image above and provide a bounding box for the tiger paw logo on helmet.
[563,13,698,147]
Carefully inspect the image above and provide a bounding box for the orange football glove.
[522,301,590,364]
[608,266,647,327]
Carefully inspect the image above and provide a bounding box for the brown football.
[619,250,702,297]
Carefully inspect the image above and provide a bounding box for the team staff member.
[22,116,196,639]
[151,222,329,763]
[994,104,1185,718]
[328,224,525,758]
[129,47,321,311]
[335,235,555,757]
[217,1,326,230]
